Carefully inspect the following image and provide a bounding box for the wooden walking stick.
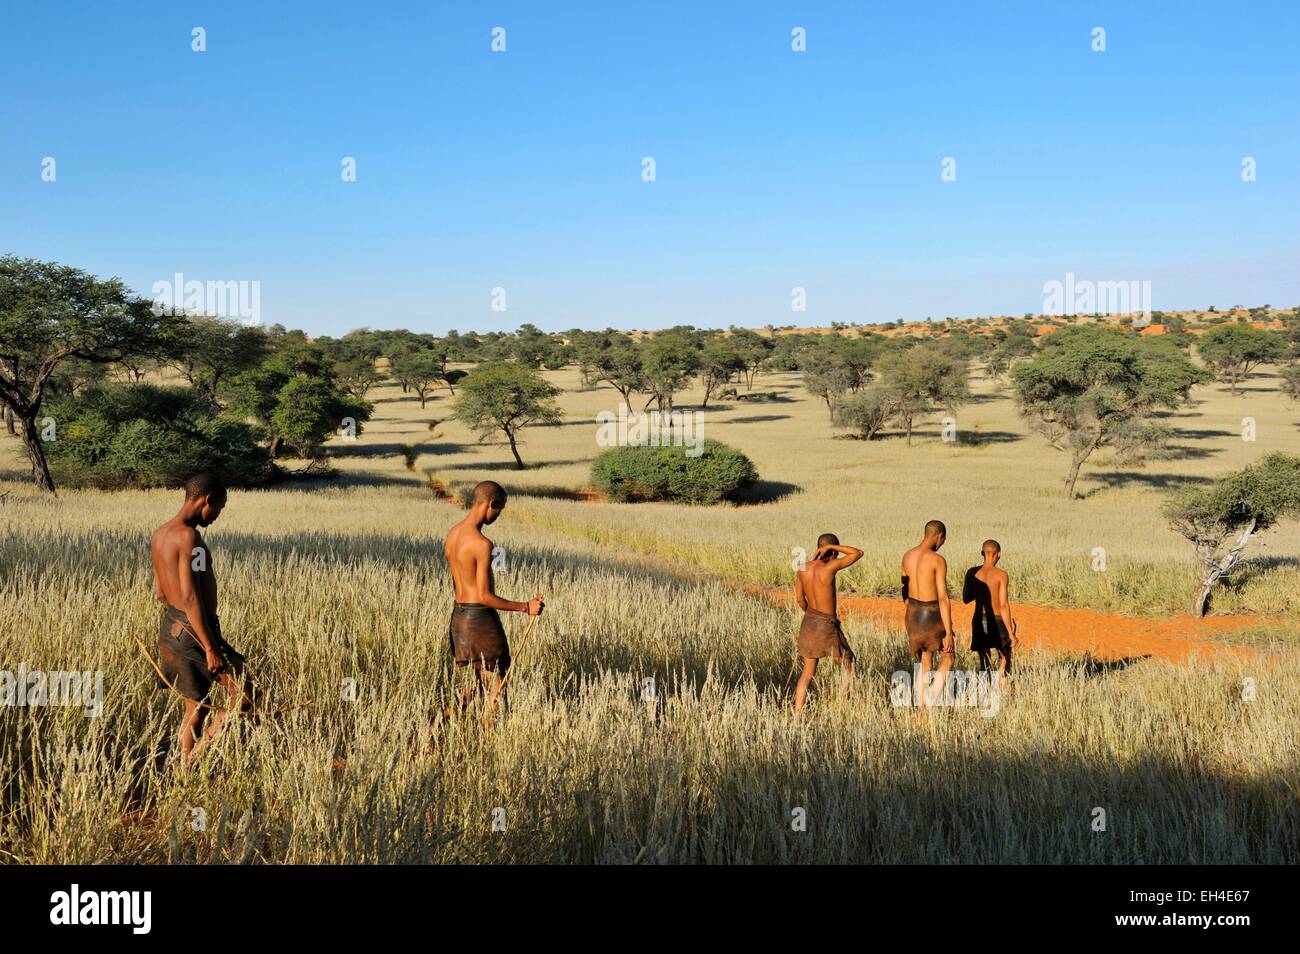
[132,630,310,716]
[482,612,541,726]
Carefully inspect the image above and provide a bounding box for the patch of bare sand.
[755,587,1270,664]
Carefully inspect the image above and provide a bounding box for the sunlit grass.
[1,359,1297,863]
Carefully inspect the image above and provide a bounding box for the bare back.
[150,519,217,616]
[444,519,495,603]
[901,544,946,601]
[795,560,839,615]
[976,564,1010,617]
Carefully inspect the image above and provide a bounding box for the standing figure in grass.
[149,473,255,768]
[963,539,1019,689]
[792,534,862,715]
[443,480,544,716]
[901,519,956,708]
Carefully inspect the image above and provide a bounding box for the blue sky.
[3,1,1297,336]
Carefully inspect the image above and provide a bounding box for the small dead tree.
[1164,453,1300,616]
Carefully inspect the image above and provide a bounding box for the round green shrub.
[590,439,758,504]
[43,383,273,489]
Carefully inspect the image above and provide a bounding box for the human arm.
[935,556,955,651]
[998,573,1018,646]
[172,532,225,673]
[814,543,863,572]
[472,539,544,615]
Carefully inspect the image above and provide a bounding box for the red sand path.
[755,587,1272,665]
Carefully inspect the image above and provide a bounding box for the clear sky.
[3,1,1297,336]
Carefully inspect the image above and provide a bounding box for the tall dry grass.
[1,360,1297,863]
[1,485,1296,863]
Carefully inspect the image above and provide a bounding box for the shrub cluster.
[44,384,273,489]
[591,439,757,504]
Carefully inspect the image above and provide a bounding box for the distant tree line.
[4,255,1299,493]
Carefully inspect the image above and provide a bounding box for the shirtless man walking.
[444,480,543,716]
[792,534,862,715]
[901,519,955,708]
[963,540,1019,688]
[149,474,253,767]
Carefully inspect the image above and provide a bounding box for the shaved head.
[923,519,946,539]
[471,480,507,508]
[816,532,840,549]
[184,473,226,502]
[982,539,1001,557]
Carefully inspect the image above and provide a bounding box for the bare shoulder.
[462,529,492,557]
[158,521,195,554]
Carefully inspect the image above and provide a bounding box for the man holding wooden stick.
[149,473,255,766]
[443,480,543,717]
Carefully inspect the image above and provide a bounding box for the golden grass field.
[1,361,1297,863]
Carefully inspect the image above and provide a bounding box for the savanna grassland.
[1,359,1297,863]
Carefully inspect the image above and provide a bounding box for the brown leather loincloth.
[158,606,245,701]
[798,607,854,660]
[449,602,510,671]
[905,598,949,656]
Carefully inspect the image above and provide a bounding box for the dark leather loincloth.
[449,602,510,671]
[798,607,854,660]
[905,598,949,656]
[158,606,245,701]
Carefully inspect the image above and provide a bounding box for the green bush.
[43,383,273,489]
[591,439,758,504]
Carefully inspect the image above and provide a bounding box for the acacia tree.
[332,356,385,399]
[590,341,647,406]
[168,314,269,397]
[984,334,1036,383]
[1281,364,1300,401]
[1196,323,1284,396]
[452,361,563,469]
[269,376,372,458]
[727,327,775,388]
[641,331,700,414]
[0,256,182,492]
[391,350,447,408]
[834,384,899,440]
[698,339,746,406]
[876,344,970,445]
[1012,326,1211,499]
[799,343,855,422]
[225,343,370,458]
[1164,453,1300,616]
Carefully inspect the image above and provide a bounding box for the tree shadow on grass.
[370,394,447,405]
[954,430,1023,446]
[730,480,802,505]
[1216,555,1300,591]
[1080,472,1215,496]
[1070,653,1152,677]
[328,441,466,459]
[323,471,432,489]
[435,457,592,473]
[1148,444,1223,461]
[726,414,793,424]
[1167,427,1235,440]
[508,485,601,502]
